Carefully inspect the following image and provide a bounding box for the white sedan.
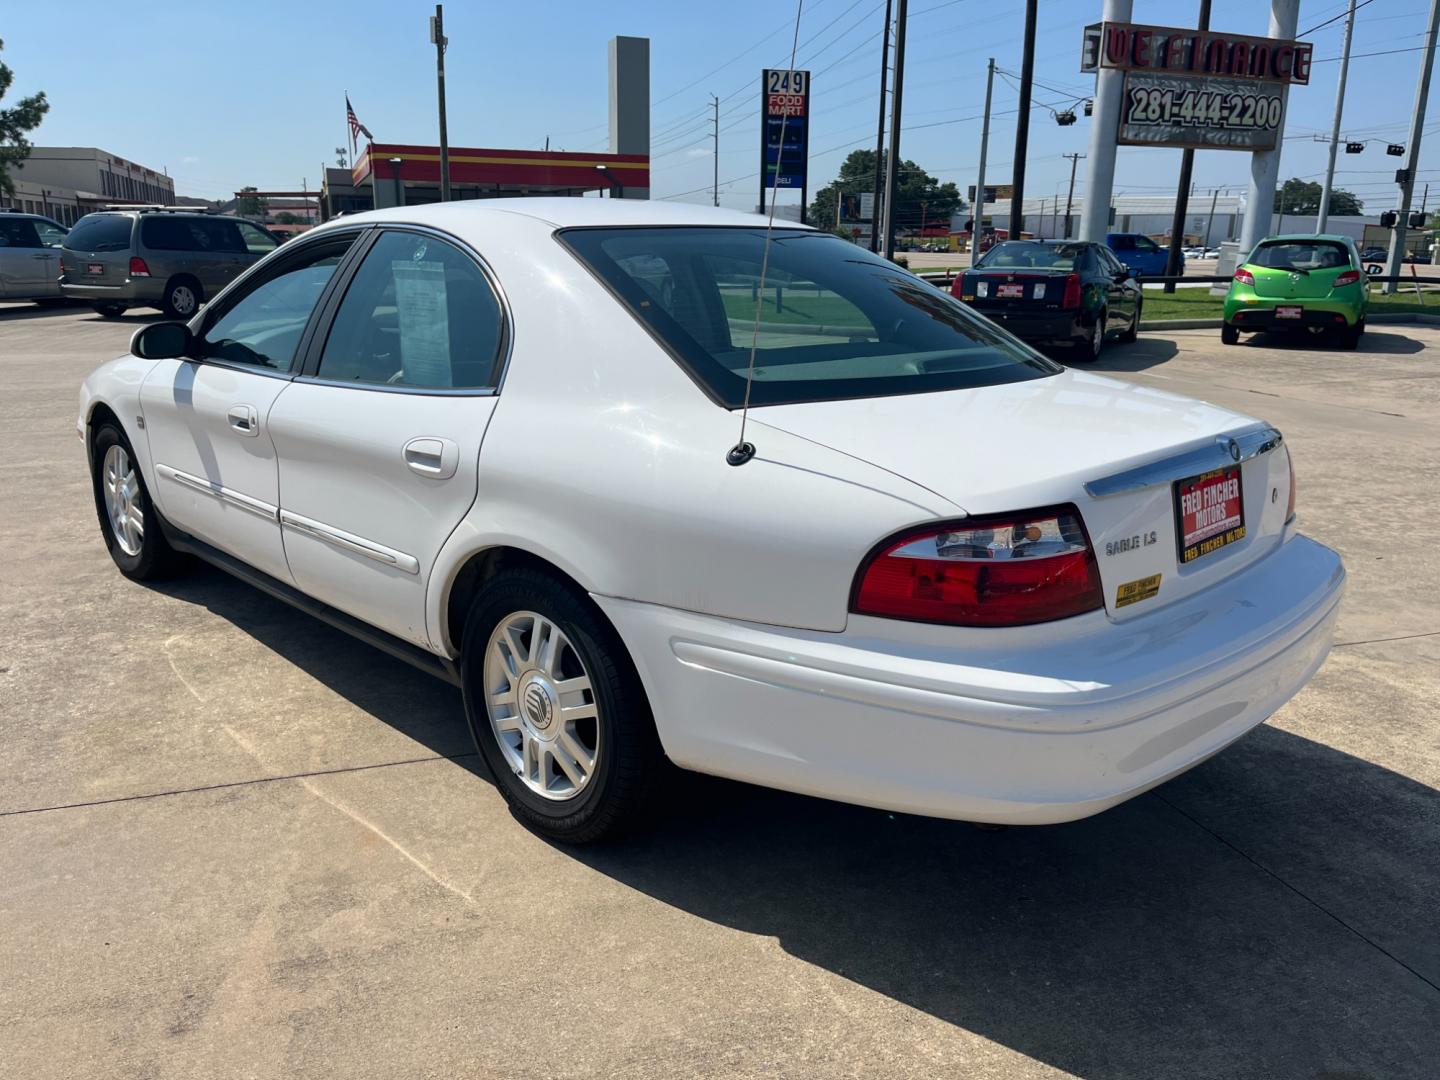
[78,199,1345,843]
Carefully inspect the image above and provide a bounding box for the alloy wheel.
[483,610,600,801]
[170,285,197,316]
[102,444,144,556]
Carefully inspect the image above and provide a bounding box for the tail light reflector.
[1333,269,1362,287]
[851,506,1104,627]
[1061,273,1082,309]
[1233,267,1256,286]
[129,257,151,278]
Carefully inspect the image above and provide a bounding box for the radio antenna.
[728,0,806,467]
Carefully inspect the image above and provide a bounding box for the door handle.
[32,253,54,260]
[403,437,458,479]
[227,404,259,436]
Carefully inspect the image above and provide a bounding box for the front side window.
[199,239,353,370]
[35,221,67,248]
[562,227,1060,408]
[316,230,504,389]
[1133,236,1160,253]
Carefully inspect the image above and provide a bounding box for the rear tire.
[89,422,190,581]
[1119,299,1141,343]
[92,303,125,319]
[1221,323,1239,346]
[459,567,664,844]
[1340,318,1364,350]
[1071,314,1104,362]
[161,277,203,320]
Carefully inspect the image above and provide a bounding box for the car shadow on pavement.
[1233,327,1427,354]
[1069,336,1178,372]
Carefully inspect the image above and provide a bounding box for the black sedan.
[951,240,1142,360]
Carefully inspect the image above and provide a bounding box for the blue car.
[1106,232,1180,278]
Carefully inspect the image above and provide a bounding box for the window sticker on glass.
[391,259,451,386]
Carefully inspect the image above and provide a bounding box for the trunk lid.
[1246,263,1355,300]
[958,269,1073,311]
[755,369,1293,621]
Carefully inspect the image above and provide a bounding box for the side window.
[199,240,353,371]
[236,221,279,254]
[1134,236,1159,253]
[142,217,195,251]
[0,219,42,248]
[316,230,504,389]
[1108,236,1132,251]
[36,222,67,248]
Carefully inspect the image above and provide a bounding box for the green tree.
[1274,176,1363,217]
[275,211,299,225]
[236,185,268,219]
[0,38,50,195]
[809,149,962,238]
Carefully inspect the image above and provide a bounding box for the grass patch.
[1140,287,1439,323]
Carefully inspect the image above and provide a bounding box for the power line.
[1299,0,1375,37]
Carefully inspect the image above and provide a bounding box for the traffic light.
[1386,143,1406,156]
[1055,110,1077,126]
[1345,141,1364,154]
[1083,99,1094,117]
[1380,210,1398,228]
[1410,211,1428,228]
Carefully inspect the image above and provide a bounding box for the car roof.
[321,197,802,233]
[1261,233,1354,243]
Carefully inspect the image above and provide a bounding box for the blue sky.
[3,0,1437,214]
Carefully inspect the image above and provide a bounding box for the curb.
[1139,311,1440,332]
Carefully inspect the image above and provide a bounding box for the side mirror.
[130,321,194,360]
[1130,269,1143,281]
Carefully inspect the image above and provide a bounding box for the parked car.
[1203,247,1220,259]
[1222,233,1369,349]
[78,200,1344,844]
[0,208,69,304]
[1360,246,1387,263]
[61,207,278,319]
[1106,231,1180,277]
[952,239,1142,360]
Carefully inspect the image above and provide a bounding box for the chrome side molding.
[279,510,421,575]
[155,464,278,520]
[1084,424,1283,499]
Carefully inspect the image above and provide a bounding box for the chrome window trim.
[1084,424,1283,499]
[278,510,421,575]
[297,222,512,398]
[155,464,278,519]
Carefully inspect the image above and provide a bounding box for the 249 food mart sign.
[1081,22,1312,151]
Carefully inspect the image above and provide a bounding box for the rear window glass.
[561,227,1060,408]
[977,242,1084,270]
[65,215,132,252]
[1249,240,1352,271]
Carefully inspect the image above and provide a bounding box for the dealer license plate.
[86,263,104,275]
[1275,305,1303,319]
[1175,465,1245,564]
[996,283,1024,298]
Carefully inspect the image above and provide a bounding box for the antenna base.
[726,442,756,466]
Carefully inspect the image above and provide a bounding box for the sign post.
[760,69,811,220]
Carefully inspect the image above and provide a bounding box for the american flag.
[346,95,373,156]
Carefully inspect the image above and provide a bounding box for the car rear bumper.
[966,306,1086,343]
[1225,297,1362,330]
[61,279,164,306]
[596,532,1344,825]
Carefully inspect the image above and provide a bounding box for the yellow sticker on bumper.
[1116,573,1162,608]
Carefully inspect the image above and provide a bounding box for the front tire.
[459,568,663,844]
[89,422,189,581]
[1221,323,1240,345]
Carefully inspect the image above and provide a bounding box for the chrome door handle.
[32,253,53,260]
[403,437,458,479]
[227,404,259,436]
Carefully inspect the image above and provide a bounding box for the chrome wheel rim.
[171,285,196,315]
[483,610,600,801]
[102,444,144,556]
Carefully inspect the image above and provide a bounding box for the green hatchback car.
[1222,233,1369,349]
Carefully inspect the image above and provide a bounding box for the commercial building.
[0,146,177,225]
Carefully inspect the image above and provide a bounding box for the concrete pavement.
[2,304,1437,1079]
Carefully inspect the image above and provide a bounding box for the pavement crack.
[1333,629,1440,648]
[1157,792,1440,998]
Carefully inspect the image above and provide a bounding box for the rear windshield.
[560,227,1060,408]
[977,242,1085,270]
[64,215,133,253]
[1249,240,1352,271]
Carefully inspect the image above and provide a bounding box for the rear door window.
[141,217,199,251]
[64,215,132,252]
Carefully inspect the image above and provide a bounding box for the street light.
[595,164,623,199]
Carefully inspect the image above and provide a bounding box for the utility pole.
[1205,187,1220,248]
[1164,0,1211,292]
[711,94,720,207]
[1009,0,1038,239]
[1317,0,1356,232]
[1062,152,1084,238]
[430,5,451,202]
[1385,0,1440,292]
[971,58,995,261]
[870,0,892,253]
[883,0,908,260]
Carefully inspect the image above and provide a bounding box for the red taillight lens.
[58,257,67,273]
[1061,272,1082,309]
[1233,267,1255,286]
[851,506,1105,627]
[129,256,151,277]
[1333,269,1361,288]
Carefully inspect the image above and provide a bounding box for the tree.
[236,186,268,219]
[0,38,50,195]
[1274,176,1363,218]
[809,149,963,238]
[275,211,299,225]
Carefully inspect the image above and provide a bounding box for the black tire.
[89,422,189,581]
[459,567,664,844]
[1071,314,1104,362]
[1221,323,1240,345]
[1119,299,1141,343]
[161,276,203,320]
[92,303,125,318]
[1340,318,1364,350]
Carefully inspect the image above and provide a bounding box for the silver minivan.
[0,210,69,304]
[61,208,278,319]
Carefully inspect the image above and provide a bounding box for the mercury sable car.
[78,199,1345,843]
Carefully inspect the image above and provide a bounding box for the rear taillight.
[1061,273,1082,309]
[1233,267,1255,286]
[1333,269,1361,288]
[58,257,67,273]
[129,257,151,278]
[851,506,1104,627]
